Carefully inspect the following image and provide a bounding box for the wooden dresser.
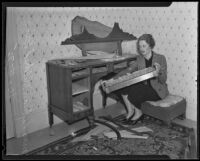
[46,55,137,127]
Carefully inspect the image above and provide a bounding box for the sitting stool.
[141,94,186,125]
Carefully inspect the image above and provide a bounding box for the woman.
[100,34,169,123]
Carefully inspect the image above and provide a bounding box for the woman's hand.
[153,62,161,76]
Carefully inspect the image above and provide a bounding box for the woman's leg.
[121,94,143,120]
[121,94,135,119]
[127,83,161,121]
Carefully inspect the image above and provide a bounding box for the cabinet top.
[47,54,137,69]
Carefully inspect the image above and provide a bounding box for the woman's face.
[138,40,152,57]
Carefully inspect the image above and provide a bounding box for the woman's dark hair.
[136,34,155,54]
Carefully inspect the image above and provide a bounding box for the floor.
[6,102,198,155]
[6,103,126,155]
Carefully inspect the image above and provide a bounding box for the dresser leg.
[164,120,171,128]
[177,113,186,120]
[48,110,55,136]
[99,85,107,108]
[101,89,107,108]
[87,115,95,127]
[102,95,107,108]
[48,110,54,128]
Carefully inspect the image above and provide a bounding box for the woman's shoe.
[121,110,135,123]
[127,112,135,121]
[129,114,144,125]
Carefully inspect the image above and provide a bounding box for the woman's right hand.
[153,62,161,77]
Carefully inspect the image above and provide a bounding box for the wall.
[7,2,197,137]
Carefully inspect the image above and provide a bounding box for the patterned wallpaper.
[7,2,197,135]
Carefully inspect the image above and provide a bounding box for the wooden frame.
[61,16,137,56]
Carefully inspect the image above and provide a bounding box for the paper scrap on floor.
[131,126,153,133]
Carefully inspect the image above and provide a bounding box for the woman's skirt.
[100,72,161,109]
